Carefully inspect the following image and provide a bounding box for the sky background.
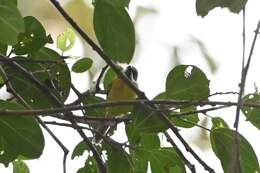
[1,0,260,172]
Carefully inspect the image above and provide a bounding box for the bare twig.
[95,65,108,92]
[232,19,260,173]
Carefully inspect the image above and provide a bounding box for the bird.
[92,65,138,144]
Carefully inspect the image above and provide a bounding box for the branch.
[232,19,260,173]
[164,132,196,173]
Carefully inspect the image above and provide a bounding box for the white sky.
[1,0,260,172]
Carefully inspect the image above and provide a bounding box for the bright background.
[1,0,260,172]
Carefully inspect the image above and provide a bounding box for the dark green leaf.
[170,106,199,128]
[0,43,7,55]
[98,0,130,8]
[134,148,186,173]
[242,93,260,129]
[77,157,99,173]
[12,160,29,173]
[0,0,25,45]
[103,68,118,90]
[166,65,210,100]
[0,100,44,166]
[211,117,229,130]
[13,16,51,55]
[72,58,93,73]
[210,128,260,173]
[82,95,106,117]
[72,141,88,159]
[94,0,135,63]
[126,106,167,144]
[107,146,134,173]
[140,133,160,149]
[30,47,71,102]
[196,0,247,17]
[57,28,76,52]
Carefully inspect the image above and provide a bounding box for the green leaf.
[30,47,71,102]
[126,106,168,144]
[0,0,25,45]
[211,117,229,130]
[242,93,260,129]
[4,48,71,109]
[140,133,160,149]
[94,0,135,63]
[57,28,76,52]
[98,0,130,8]
[103,68,118,90]
[134,148,186,173]
[107,145,134,173]
[0,100,44,166]
[82,95,106,117]
[12,160,29,173]
[0,43,7,55]
[196,0,247,17]
[210,128,260,173]
[13,16,52,55]
[77,157,99,173]
[72,58,93,73]
[166,65,210,100]
[170,106,200,128]
[71,141,88,159]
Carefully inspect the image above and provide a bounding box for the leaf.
[210,128,260,173]
[30,48,71,102]
[133,148,186,173]
[99,0,130,8]
[82,95,106,117]
[0,100,44,166]
[242,93,260,129]
[107,145,134,173]
[72,57,93,73]
[77,157,99,173]
[196,0,247,17]
[140,133,160,149]
[166,65,210,100]
[13,16,52,55]
[71,141,88,159]
[126,106,167,144]
[57,28,76,52]
[170,106,200,128]
[0,0,25,45]
[211,117,229,130]
[0,43,7,55]
[94,0,135,63]
[4,48,71,109]
[103,68,118,90]
[12,160,29,173]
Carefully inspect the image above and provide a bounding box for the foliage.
[0,0,258,173]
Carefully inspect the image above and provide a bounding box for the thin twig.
[232,19,260,173]
[164,132,196,173]
[95,65,108,92]
[0,99,258,117]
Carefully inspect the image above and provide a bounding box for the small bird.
[93,66,138,144]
